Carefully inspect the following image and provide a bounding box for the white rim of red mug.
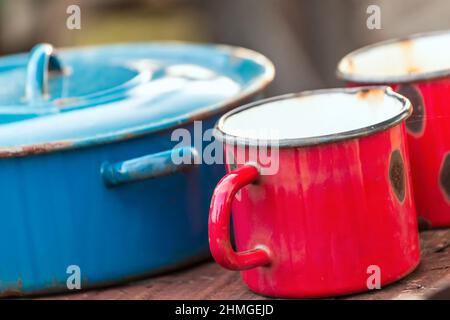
[336,29,450,83]
[214,86,412,148]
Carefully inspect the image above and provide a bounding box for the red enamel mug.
[209,87,420,298]
[337,30,450,228]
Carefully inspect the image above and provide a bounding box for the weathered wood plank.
[346,229,450,300]
[45,229,450,300]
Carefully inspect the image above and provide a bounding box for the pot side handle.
[101,146,199,188]
[209,164,271,270]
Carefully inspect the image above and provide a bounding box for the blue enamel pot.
[0,43,274,296]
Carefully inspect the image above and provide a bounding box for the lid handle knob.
[25,43,63,103]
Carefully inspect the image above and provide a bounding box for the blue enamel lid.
[0,42,274,157]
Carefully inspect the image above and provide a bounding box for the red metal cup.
[209,87,420,298]
[337,31,450,228]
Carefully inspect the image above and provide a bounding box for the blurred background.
[1,0,449,95]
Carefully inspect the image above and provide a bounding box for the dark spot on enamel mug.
[439,153,450,201]
[389,149,406,202]
[396,84,425,135]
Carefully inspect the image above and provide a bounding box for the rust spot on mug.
[396,84,425,135]
[399,39,413,51]
[407,66,421,75]
[355,87,385,103]
[355,88,371,100]
[399,39,422,75]
[439,153,450,201]
[389,149,406,203]
[346,57,355,74]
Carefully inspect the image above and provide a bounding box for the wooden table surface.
[46,229,450,300]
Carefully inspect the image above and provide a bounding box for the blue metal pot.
[0,43,274,296]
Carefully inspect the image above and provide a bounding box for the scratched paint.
[389,149,406,202]
[396,84,425,135]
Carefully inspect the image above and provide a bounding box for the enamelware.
[337,30,450,228]
[0,42,274,296]
[209,87,420,298]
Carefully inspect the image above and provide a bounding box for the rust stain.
[0,288,25,297]
[54,97,81,107]
[123,132,138,141]
[399,39,422,75]
[399,39,413,53]
[407,66,421,75]
[347,57,354,73]
[355,88,385,103]
[389,149,406,203]
[0,141,73,158]
[0,278,25,298]
[342,57,355,74]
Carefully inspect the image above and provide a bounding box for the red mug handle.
[209,164,271,270]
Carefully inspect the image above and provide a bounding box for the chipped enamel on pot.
[0,42,274,296]
[209,87,420,298]
[337,30,450,228]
